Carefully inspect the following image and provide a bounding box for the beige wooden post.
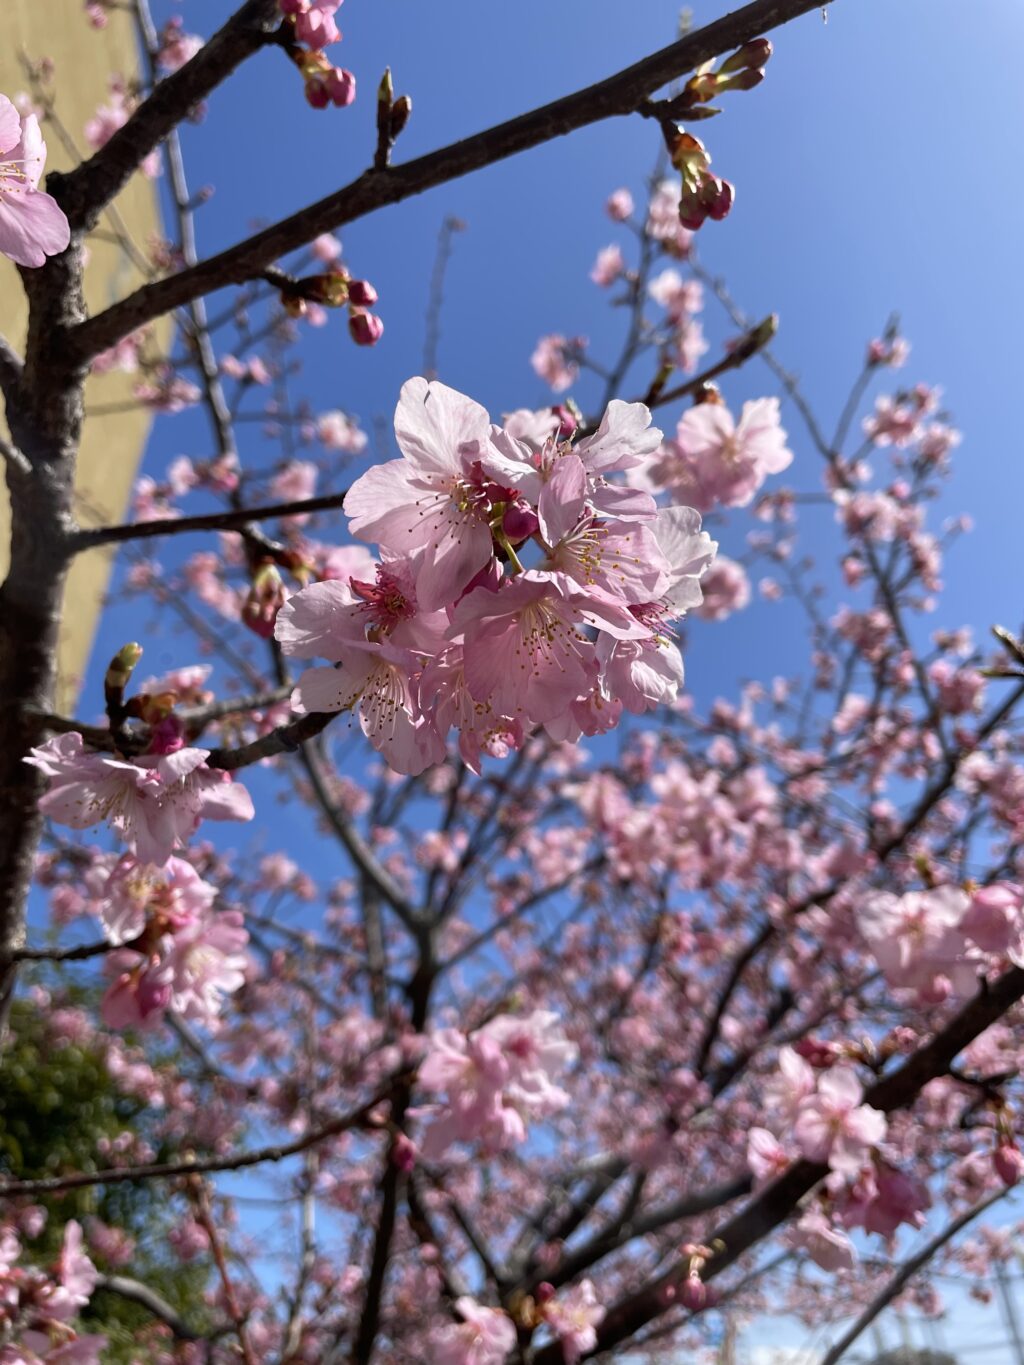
[0,2,166,711]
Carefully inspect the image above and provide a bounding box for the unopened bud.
[242,563,285,639]
[719,37,773,73]
[502,502,539,544]
[994,1142,1024,1187]
[535,1282,556,1306]
[349,311,384,346]
[717,67,765,93]
[680,1274,707,1313]
[347,278,378,307]
[312,270,350,306]
[389,94,412,139]
[552,403,578,438]
[700,175,734,222]
[668,130,711,190]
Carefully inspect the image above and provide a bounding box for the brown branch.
[0,332,23,407]
[54,0,284,230]
[73,491,349,550]
[818,1187,1008,1365]
[204,709,335,770]
[0,1076,406,1196]
[531,964,1024,1362]
[66,0,834,361]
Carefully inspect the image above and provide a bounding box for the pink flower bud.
[502,502,539,544]
[392,1133,416,1172]
[994,1142,1024,1186]
[535,1282,555,1305]
[552,404,577,438]
[347,279,378,307]
[680,1274,707,1313]
[701,176,735,221]
[349,311,384,346]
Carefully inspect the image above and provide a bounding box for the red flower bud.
[994,1142,1024,1186]
[502,502,539,544]
[349,311,384,346]
[347,279,378,307]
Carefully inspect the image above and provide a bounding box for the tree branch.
[532,963,1024,1362]
[66,0,834,361]
[72,491,348,551]
[95,1273,230,1341]
[0,1076,407,1196]
[818,1187,1008,1365]
[54,0,284,230]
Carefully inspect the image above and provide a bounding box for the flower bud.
[720,37,773,73]
[994,1142,1024,1187]
[502,501,539,544]
[347,278,378,307]
[242,563,285,639]
[389,94,413,139]
[349,311,384,346]
[552,403,578,438]
[717,68,766,93]
[534,1282,556,1306]
[701,175,734,221]
[680,1274,707,1312]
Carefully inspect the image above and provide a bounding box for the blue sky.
[61,1,1024,1355]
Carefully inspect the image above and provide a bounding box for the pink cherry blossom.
[344,378,495,610]
[792,1066,887,1173]
[25,733,253,866]
[543,1279,605,1363]
[791,1207,856,1272]
[694,555,751,621]
[0,94,70,267]
[429,1297,516,1365]
[590,244,624,287]
[531,334,585,393]
[860,886,978,999]
[650,397,793,511]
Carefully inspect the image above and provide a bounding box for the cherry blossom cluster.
[415,1009,577,1157]
[89,854,248,1031]
[0,1220,106,1363]
[275,377,718,774]
[24,732,253,1031]
[862,882,1024,1003]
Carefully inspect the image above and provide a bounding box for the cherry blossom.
[430,1298,516,1365]
[0,94,70,267]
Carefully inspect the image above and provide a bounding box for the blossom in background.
[649,396,793,511]
[429,1297,516,1365]
[0,93,70,267]
[543,1280,605,1363]
[417,1010,577,1157]
[531,334,585,392]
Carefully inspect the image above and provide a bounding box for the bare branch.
[67,0,834,360]
[0,332,23,407]
[95,1273,230,1342]
[72,491,348,551]
[205,709,335,770]
[54,0,284,230]
[0,1075,407,1196]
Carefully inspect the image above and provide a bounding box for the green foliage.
[0,997,213,1359]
